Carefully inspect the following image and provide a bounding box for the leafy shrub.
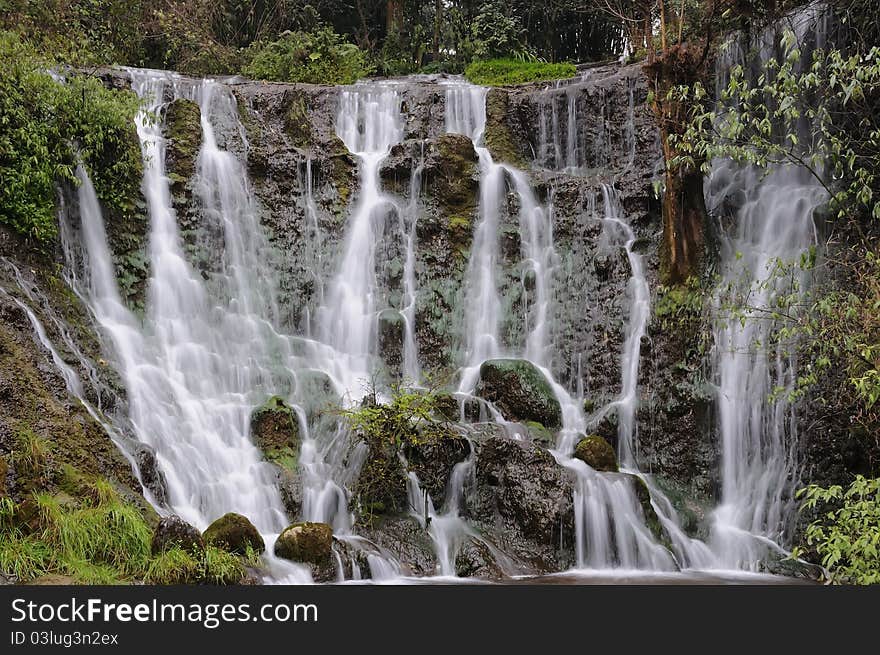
[793,475,880,584]
[0,32,142,243]
[471,1,522,60]
[243,27,373,85]
[464,58,576,86]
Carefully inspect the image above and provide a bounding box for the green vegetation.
[0,32,142,243]
[243,27,373,85]
[342,385,450,520]
[792,476,880,585]
[465,59,576,86]
[0,477,247,584]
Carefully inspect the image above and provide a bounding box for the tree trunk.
[387,0,403,34]
[645,43,709,285]
[433,0,442,61]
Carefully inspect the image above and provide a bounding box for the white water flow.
[405,446,476,576]
[705,9,829,569]
[401,142,423,383]
[445,83,503,392]
[317,84,403,396]
[62,71,311,581]
[599,184,648,465]
[447,80,683,570]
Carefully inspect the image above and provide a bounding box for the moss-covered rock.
[475,359,562,428]
[573,434,618,472]
[250,396,300,469]
[484,89,527,167]
[281,89,312,148]
[164,98,202,192]
[203,512,265,555]
[151,515,205,555]
[274,521,333,564]
[352,439,409,521]
[525,421,555,446]
[0,454,7,497]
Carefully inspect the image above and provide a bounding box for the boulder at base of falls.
[475,359,562,428]
[275,522,333,564]
[573,434,619,472]
[250,395,299,468]
[203,513,265,555]
[151,515,205,555]
[275,521,337,582]
[467,434,575,573]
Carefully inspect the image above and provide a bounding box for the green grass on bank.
[464,58,577,86]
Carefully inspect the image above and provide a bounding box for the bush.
[0,31,142,243]
[471,1,522,60]
[793,475,880,585]
[243,27,373,85]
[464,58,576,86]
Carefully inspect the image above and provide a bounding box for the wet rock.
[151,515,204,555]
[164,98,201,191]
[352,438,409,519]
[403,428,470,501]
[295,369,339,421]
[203,512,265,555]
[377,309,405,372]
[133,443,168,504]
[423,133,479,217]
[469,436,574,553]
[485,88,529,167]
[359,515,436,577]
[275,465,303,519]
[275,521,333,565]
[624,474,666,546]
[475,359,562,428]
[250,396,299,468]
[573,434,619,472]
[455,537,506,579]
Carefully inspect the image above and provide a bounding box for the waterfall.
[706,8,829,568]
[599,184,649,465]
[446,79,682,571]
[445,82,504,392]
[317,83,404,397]
[401,142,423,384]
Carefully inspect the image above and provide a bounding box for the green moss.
[250,395,300,466]
[283,91,312,148]
[476,358,562,428]
[164,98,201,190]
[484,89,527,167]
[573,435,618,472]
[464,58,576,86]
[274,522,333,564]
[203,512,265,555]
[525,420,555,446]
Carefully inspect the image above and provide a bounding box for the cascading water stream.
[705,8,829,569]
[446,79,682,571]
[316,84,404,397]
